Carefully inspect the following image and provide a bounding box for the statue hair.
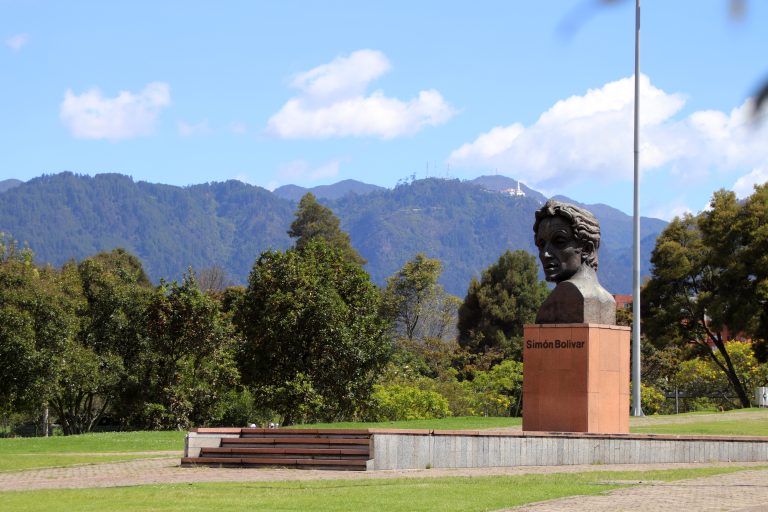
[533,200,601,271]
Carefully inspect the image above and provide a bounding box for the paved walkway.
[1,456,768,511]
[509,467,768,511]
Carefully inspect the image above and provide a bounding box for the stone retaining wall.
[368,429,768,470]
[185,428,242,458]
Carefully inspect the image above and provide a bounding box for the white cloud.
[6,33,28,51]
[448,75,768,192]
[59,82,171,141]
[177,120,211,137]
[267,50,455,139]
[291,49,391,104]
[450,124,524,162]
[674,101,768,173]
[732,167,768,199]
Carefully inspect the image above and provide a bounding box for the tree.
[196,264,231,294]
[0,238,80,420]
[288,193,366,265]
[706,184,768,362]
[0,237,40,413]
[77,249,153,362]
[642,190,763,408]
[142,273,239,429]
[458,250,549,358]
[381,253,460,342]
[236,240,390,425]
[671,342,767,412]
[76,249,154,426]
[43,260,128,435]
[49,338,123,435]
[0,299,37,414]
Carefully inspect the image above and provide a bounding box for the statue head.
[533,200,601,283]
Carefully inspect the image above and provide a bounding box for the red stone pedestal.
[522,323,630,433]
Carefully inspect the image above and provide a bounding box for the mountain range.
[0,179,22,193]
[0,172,666,296]
[273,179,386,201]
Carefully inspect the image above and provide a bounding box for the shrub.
[465,359,523,417]
[640,383,665,415]
[366,384,450,421]
[671,341,768,411]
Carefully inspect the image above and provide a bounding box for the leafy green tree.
[642,189,768,408]
[382,253,460,342]
[0,302,37,415]
[0,241,156,434]
[288,192,366,265]
[77,249,153,360]
[236,240,390,425]
[703,184,768,361]
[458,250,549,358]
[142,273,239,429]
[670,342,767,412]
[76,249,155,425]
[0,238,80,419]
[49,338,123,434]
[44,260,126,435]
[0,237,40,413]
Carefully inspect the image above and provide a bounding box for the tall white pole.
[631,0,644,417]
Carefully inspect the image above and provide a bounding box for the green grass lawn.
[631,418,768,436]
[0,431,185,472]
[292,409,768,436]
[1,409,766,473]
[0,431,185,454]
[0,466,756,512]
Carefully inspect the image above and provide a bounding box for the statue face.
[535,216,584,283]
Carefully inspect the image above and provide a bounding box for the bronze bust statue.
[533,200,616,324]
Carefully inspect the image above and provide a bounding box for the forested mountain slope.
[0,172,665,295]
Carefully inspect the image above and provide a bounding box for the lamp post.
[631,0,644,417]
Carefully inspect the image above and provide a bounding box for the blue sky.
[2,0,767,219]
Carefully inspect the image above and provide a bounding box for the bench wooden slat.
[181,456,242,464]
[202,447,368,456]
[222,437,369,445]
[239,457,367,467]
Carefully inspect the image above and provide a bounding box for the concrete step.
[202,447,369,457]
[183,428,373,471]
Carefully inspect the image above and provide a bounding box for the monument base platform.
[184,428,768,470]
[523,323,630,433]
